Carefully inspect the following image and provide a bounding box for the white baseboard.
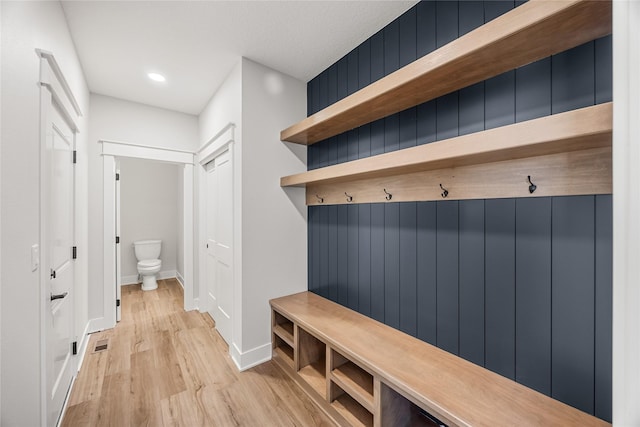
[122,269,176,286]
[176,271,185,289]
[230,341,272,372]
[185,297,199,312]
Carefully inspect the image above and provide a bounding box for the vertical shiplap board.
[485,199,516,380]
[309,76,319,114]
[337,56,348,100]
[337,205,349,306]
[328,205,338,302]
[319,206,329,298]
[458,200,485,366]
[326,64,339,167]
[371,204,385,322]
[595,35,613,104]
[417,202,437,345]
[515,197,552,395]
[595,195,612,422]
[399,7,416,68]
[347,205,359,311]
[551,196,595,414]
[347,130,359,162]
[337,133,348,165]
[347,49,359,96]
[459,1,484,36]
[359,205,372,317]
[399,202,418,336]
[318,70,328,111]
[399,107,417,149]
[552,42,595,114]
[417,0,436,58]
[436,93,459,141]
[384,203,400,328]
[417,101,437,146]
[436,0,458,48]
[399,6,417,155]
[485,1,515,131]
[358,40,371,159]
[309,207,319,293]
[436,201,459,354]
[515,58,551,123]
[384,17,400,154]
[458,0,485,136]
[370,32,385,156]
[307,76,320,170]
[385,114,400,153]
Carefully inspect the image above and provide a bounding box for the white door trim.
[38,49,81,427]
[99,140,196,330]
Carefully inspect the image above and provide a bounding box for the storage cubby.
[272,310,294,369]
[272,310,294,346]
[378,382,445,427]
[329,349,374,413]
[296,327,326,399]
[330,381,374,427]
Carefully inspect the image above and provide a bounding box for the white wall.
[88,95,198,324]
[119,158,180,283]
[197,58,307,369]
[0,1,90,424]
[239,58,307,362]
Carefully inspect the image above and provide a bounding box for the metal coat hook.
[384,188,392,201]
[315,194,324,203]
[440,184,449,199]
[345,192,353,203]
[527,176,537,194]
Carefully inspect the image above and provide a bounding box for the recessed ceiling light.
[147,72,166,82]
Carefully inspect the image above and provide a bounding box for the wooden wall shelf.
[281,103,612,205]
[280,0,611,145]
[271,292,610,426]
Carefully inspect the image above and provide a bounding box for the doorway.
[100,141,195,330]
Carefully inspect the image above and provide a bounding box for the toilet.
[133,240,162,291]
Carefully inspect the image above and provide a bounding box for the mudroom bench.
[270,291,609,427]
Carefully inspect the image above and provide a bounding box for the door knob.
[50,292,68,301]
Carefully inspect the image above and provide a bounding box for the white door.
[115,165,121,322]
[46,102,75,426]
[205,149,233,344]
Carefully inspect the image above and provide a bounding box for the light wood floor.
[62,278,332,426]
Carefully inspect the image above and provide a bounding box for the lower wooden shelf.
[332,392,373,427]
[331,361,374,413]
[273,339,294,369]
[298,359,326,399]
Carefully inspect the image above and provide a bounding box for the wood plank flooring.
[62,279,332,426]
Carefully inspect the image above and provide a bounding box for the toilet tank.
[133,240,162,261]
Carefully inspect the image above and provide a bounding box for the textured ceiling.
[62,1,417,115]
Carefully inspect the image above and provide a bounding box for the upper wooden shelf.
[280,0,612,145]
[281,103,612,188]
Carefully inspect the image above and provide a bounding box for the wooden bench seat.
[270,291,609,427]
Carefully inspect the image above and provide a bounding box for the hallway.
[62,279,331,426]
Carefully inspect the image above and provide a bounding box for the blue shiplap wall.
[306,0,612,422]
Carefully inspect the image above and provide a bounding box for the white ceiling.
[61,1,417,115]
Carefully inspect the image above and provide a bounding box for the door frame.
[99,140,195,329]
[37,49,83,426]
[197,123,235,316]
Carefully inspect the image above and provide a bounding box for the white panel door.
[46,103,75,426]
[115,165,121,322]
[205,149,233,345]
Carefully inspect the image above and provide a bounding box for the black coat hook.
[440,184,449,198]
[345,192,353,203]
[383,188,392,201]
[527,176,537,194]
[315,194,324,203]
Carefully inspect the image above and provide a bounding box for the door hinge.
[72,246,77,259]
[116,173,120,181]
[116,236,120,244]
[73,150,77,164]
[116,299,121,307]
[72,341,78,356]
[50,269,56,279]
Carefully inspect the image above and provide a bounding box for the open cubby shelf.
[270,292,610,426]
[280,0,611,145]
